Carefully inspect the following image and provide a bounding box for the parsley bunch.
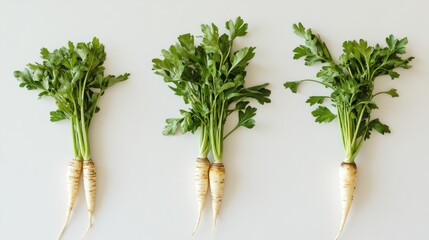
[285,23,413,163]
[15,38,130,161]
[153,17,271,162]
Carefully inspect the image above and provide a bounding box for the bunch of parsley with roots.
[284,23,413,239]
[152,17,271,233]
[14,37,129,239]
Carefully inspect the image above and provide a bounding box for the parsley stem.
[71,119,80,160]
[199,125,210,157]
[300,79,334,89]
[73,114,85,160]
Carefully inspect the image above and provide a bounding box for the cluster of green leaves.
[285,23,413,162]
[15,37,130,160]
[153,17,271,162]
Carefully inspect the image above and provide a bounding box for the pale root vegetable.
[286,23,413,239]
[153,17,270,235]
[193,157,210,234]
[209,163,225,229]
[336,162,358,240]
[57,159,83,240]
[82,159,96,238]
[15,38,129,239]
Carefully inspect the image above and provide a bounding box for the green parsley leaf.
[368,118,391,135]
[284,81,302,93]
[163,118,182,135]
[311,106,336,123]
[306,96,329,106]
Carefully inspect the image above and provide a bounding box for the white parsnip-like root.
[193,157,210,234]
[57,159,83,240]
[209,163,225,232]
[82,159,96,239]
[335,162,358,240]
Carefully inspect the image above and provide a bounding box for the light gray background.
[1,0,428,239]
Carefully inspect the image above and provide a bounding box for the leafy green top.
[15,37,130,160]
[285,23,413,163]
[153,17,271,162]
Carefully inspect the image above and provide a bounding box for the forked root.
[57,211,71,240]
[82,219,93,240]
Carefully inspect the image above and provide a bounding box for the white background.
[1,0,428,239]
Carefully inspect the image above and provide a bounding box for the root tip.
[210,224,216,240]
[211,220,217,236]
[82,213,93,240]
[335,224,345,240]
[57,211,71,240]
[192,225,199,236]
[82,224,92,240]
[57,228,66,240]
[192,212,203,235]
[191,224,198,236]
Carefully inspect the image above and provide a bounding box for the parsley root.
[15,37,129,239]
[336,162,358,240]
[209,163,225,229]
[83,159,96,237]
[193,157,210,234]
[57,159,83,239]
[153,17,271,234]
[285,23,413,238]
